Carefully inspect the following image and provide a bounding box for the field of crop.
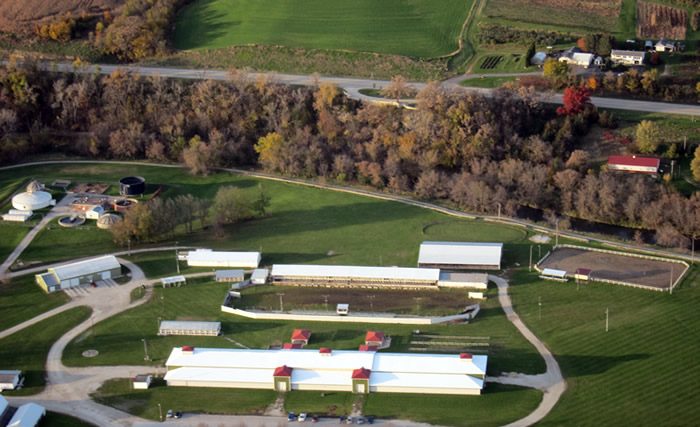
[482,0,623,32]
[0,0,120,34]
[510,267,700,426]
[173,0,471,58]
[637,0,688,39]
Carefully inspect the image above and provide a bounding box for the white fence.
[536,244,690,293]
[220,306,480,325]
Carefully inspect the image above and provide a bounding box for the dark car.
[174,412,182,419]
[366,416,375,424]
[288,412,297,422]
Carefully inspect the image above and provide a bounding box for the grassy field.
[63,280,546,377]
[0,275,69,331]
[363,384,542,427]
[461,76,517,88]
[41,412,97,427]
[283,390,358,416]
[92,378,276,420]
[0,222,31,265]
[3,163,534,268]
[174,0,471,58]
[510,266,700,426]
[0,306,91,395]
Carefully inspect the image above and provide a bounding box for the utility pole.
[497,202,501,219]
[322,295,330,312]
[605,308,609,332]
[692,235,696,265]
[538,245,541,259]
[555,219,559,246]
[538,296,542,320]
[175,242,180,274]
[158,403,163,422]
[368,295,375,312]
[277,293,285,312]
[157,316,161,332]
[669,265,674,295]
[529,245,533,272]
[142,338,150,361]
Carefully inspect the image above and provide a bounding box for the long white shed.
[418,242,503,270]
[186,249,261,269]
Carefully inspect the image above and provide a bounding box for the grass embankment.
[0,306,92,395]
[461,76,517,88]
[0,276,69,331]
[510,267,700,426]
[42,412,97,427]
[92,378,275,420]
[174,0,470,58]
[63,280,545,377]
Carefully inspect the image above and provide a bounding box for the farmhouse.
[7,403,45,427]
[607,155,660,175]
[158,320,221,336]
[164,346,487,395]
[185,249,261,269]
[270,264,441,289]
[610,49,646,65]
[35,255,122,293]
[418,241,502,271]
[0,370,22,391]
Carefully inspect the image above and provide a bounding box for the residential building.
[610,50,645,65]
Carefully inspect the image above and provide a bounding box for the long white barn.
[270,264,441,288]
[418,242,503,270]
[186,249,261,269]
[165,347,487,395]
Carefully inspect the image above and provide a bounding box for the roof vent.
[459,353,473,360]
[182,345,195,354]
[319,347,332,355]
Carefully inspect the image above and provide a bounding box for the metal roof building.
[438,272,489,289]
[270,264,441,288]
[158,320,221,336]
[35,255,122,293]
[7,403,45,427]
[607,155,660,175]
[0,395,8,420]
[0,370,22,391]
[215,270,245,283]
[164,347,487,395]
[418,242,503,271]
[186,249,261,269]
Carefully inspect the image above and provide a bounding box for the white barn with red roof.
[607,155,660,175]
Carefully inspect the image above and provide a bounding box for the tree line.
[0,61,698,248]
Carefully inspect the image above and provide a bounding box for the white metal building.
[11,191,53,212]
[418,242,503,271]
[0,370,22,391]
[251,268,269,285]
[158,320,221,336]
[0,395,8,422]
[215,270,245,283]
[610,49,645,65]
[132,374,153,389]
[161,275,187,287]
[164,347,487,395]
[35,255,122,293]
[270,264,441,288]
[7,403,45,427]
[186,249,261,269]
[438,272,489,289]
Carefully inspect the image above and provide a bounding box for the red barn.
[607,155,660,175]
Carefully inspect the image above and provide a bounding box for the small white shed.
[251,268,269,285]
[86,205,104,220]
[336,304,349,315]
[132,374,153,390]
[0,370,22,391]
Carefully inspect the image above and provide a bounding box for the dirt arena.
[539,247,686,290]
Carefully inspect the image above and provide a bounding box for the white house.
[610,49,645,65]
[186,249,261,269]
[7,403,45,427]
[418,241,503,271]
[164,347,487,395]
[0,370,22,391]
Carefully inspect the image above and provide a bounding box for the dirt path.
[487,275,566,427]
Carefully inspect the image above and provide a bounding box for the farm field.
[173,0,471,58]
[637,0,688,39]
[509,266,700,426]
[62,280,546,377]
[0,275,69,331]
[0,306,91,396]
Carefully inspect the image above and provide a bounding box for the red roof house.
[351,367,372,379]
[290,329,311,345]
[364,331,385,347]
[282,343,303,350]
[607,155,660,174]
[273,365,293,377]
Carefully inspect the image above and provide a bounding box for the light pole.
[157,316,161,332]
[277,293,285,312]
[605,308,609,332]
[175,242,180,274]
[127,238,131,257]
[368,295,375,312]
[158,403,163,422]
[538,296,542,321]
[322,295,330,312]
[529,245,533,272]
[142,338,150,361]
[555,219,559,246]
[496,202,502,219]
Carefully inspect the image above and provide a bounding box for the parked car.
[356,417,365,424]
[288,412,297,421]
[346,416,353,424]
[166,409,174,419]
[174,412,182,419]
[311,415,319,423]
[366,416,375,424]
[298,413,307,422]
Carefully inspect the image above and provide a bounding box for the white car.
[298,413,307,422]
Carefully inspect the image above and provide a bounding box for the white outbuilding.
[132,374,153,390]
[7,402,45,427]
[271,264,441,288]
[35,255,122,293]
[0,370,22,391]
[186,249,261,269]
[11,191,53,212]
[159,320,221,336]
[438,272,489,289]
[251,268,269,285]
[85,205,105,220]
[418,241,503,271]
[0,395,8,421]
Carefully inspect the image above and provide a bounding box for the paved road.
[488,275,566,427]
[42,61,700,116]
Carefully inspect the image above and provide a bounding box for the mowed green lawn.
[0,276,69,331]
[0,306,92,395]
[510,267,700,426]
[173,0,471,57]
